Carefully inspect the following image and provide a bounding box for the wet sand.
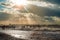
[0,30,60,40]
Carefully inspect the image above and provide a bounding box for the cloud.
[28,1,60,10]
[0,0,60,25]
[43,0,60,5]
[0,12,60,25]
[30,0,60,5]
[26,5,60,17]
[44,16,60,24]
[0,12,12,21]
[0,0,60,11]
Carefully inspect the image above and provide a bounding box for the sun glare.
[10,0,28,6]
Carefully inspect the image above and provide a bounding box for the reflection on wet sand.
[0,30,60,40]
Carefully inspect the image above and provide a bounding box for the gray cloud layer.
[26,5,60,17]
[29,0,60,4]
[0,12,11,21]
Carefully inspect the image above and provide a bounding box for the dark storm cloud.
[43,0,60,5]
[44,8,60,17]
[0,12,11,21]
[30,0,60,4]
[26,5,60,17]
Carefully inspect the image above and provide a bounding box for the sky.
[0,0,60,25]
